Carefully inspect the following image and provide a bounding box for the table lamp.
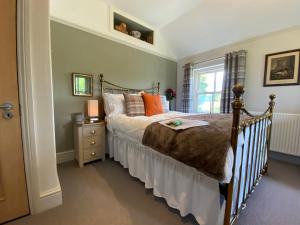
[87,100,99,123]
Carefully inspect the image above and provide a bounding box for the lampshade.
[87,100,99,117]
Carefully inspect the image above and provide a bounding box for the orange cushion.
[142,93,163,116]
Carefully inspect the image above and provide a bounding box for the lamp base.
[89,117,99,123]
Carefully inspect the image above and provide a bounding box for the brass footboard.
[224,84,275,225]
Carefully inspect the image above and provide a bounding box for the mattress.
[106,111,244,183]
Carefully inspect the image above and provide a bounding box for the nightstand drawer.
[83,126,104,137]
[83,148,102,161]
[74,121,105,167]
[83,136,103,149]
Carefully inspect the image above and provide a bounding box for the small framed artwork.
[264,49,300,86]
[72,73,93,96]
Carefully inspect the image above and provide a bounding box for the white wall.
[19,0,62,213]
[50,0,176,61]
[177,27,300,114]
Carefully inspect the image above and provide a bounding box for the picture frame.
[264,49,300,86]
[72,73,93,97]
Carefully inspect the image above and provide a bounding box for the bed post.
[100,74,104,96]
[264,94,276,175]
[224,84,245,225]
[157,82,160,94]
[99,74,104,119]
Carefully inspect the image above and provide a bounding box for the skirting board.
[269,151,300,166]
[56,150,74,164]
[36,186,62,214]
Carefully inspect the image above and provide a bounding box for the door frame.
[16,0,62,214]
[16,0,38,213]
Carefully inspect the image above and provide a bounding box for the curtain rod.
[182,56,225,68]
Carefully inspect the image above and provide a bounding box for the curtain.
[182,63,193,113]
[221,50,247,113]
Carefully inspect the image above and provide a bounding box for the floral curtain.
[182,63,193,113]
[221,50,247,113]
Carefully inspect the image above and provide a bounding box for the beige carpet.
[7,159,300,225]
[236,159,300,225]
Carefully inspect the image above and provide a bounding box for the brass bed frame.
[99,74,275,225]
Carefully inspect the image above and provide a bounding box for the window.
[193,64,224,113]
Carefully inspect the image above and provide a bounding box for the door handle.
[0,103,14,120]
[0,103,13,111]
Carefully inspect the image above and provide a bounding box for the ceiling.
[104,0,300,59]
[104,0,202,28]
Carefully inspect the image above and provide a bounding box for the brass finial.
[232,84,245,99]
[269,94,276,112]
[269,94,276,101]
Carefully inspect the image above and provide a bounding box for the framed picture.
[72,73,93,96]
[264,49,300,86]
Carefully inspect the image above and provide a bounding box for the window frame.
[192,64,224,114]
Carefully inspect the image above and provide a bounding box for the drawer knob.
[90,141,96,145]
[90,130,96,135]
[91,152,96,157]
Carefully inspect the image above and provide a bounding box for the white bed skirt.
[108,131,225,225]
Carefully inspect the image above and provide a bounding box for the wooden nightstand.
[73,121,105,167]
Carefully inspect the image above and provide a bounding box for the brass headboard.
[100,74,160,95]
[99,74,160,119]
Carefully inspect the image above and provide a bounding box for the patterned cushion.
[123,94,145,117]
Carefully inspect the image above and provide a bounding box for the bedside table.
[73,121,105,167]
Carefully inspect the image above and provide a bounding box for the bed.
[99,74,275,225]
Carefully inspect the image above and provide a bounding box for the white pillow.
[103,93,126,116]
[160,95,170,113]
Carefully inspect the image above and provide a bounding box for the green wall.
[51,21,177,153]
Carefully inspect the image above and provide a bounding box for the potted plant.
[165,88,176,110]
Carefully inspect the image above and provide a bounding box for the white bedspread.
[106,112,246,225]
[106,111,236,183]
[106,111,187,142]
[107,131,226,225]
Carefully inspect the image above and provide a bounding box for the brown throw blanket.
[142,114,238,181]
